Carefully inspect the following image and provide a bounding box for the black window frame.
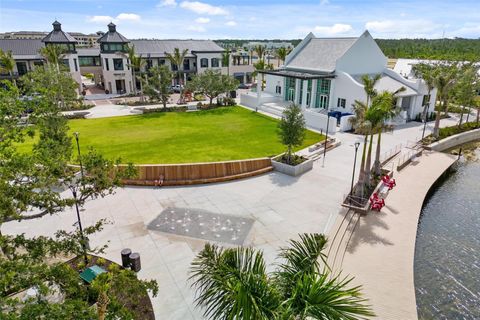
[211,58,219,68]
[200,58,208,68]
[113,58,124,71]
[104,58,109,71]
[337,98,346,108]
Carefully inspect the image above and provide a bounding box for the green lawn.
[20,106,324,164]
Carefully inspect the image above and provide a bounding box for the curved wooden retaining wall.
[121,157,273,186]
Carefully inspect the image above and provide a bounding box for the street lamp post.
[350,142,361,203]
[322,113,331,167]
[73,132,88,265]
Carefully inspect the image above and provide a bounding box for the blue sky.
[1,0,479,39]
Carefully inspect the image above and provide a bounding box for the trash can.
[121,248,132,268]
[129,252,141,272]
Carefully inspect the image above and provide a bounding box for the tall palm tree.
[221,49,230,75]
[126,45,146,100]
[39,44,66,72]
[254,45,266,62]
[432,63,457,138]
[190,233,374,320]
[276,47,290,67]
[165,48,188,99]
[252,59,273,91]
[0,49,17,86]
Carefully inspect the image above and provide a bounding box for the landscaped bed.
[20,106,324,164]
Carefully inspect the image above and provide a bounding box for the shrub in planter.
[277,104,306,165]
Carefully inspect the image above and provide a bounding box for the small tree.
[187,69,238,106]
[278,104,306,165]
[0,49,17,86]
[143,65,173,108]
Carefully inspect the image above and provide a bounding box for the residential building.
[241,31,436,131]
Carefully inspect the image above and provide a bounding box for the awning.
[259,69,335,80]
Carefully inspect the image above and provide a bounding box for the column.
[301,79,308,110]
[294,78,301,105]
[311,79,318,109]
[256,76,262,109]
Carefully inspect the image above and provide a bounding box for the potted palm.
[272,104,313,176]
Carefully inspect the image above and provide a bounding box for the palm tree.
[453,63,479,127]
[412,63,436,123]
[0,49,17,86]
[254,45,266,62]
[190,233,374,320]
[252,60,273,91]
[276,47,290,67]
[126,45,146,100]
[221,49,231,75]
[39,44,66,72]
[165,48,188,99]
[432,63,457,138]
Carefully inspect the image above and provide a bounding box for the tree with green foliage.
[0,75,149,319]
[275,47,290,67]
[432,62,458,137]
[278,104,306,165]
[412,62,436,122]
[143,65,174,108]
[125,44,146,98]
[190,233,374,320]
[165,48,189,98]
[453,63,479,127]
[252,60,274,91]
[221,49,231,75]
[187,69,238,106]
[39,44,67,72]
[21,65,79,110]
[0,49,17,86]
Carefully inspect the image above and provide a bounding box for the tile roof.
[130,39,224,58]
[0,39,44,58]
[286,37,357,72]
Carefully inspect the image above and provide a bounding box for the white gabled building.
[241,31,436,131]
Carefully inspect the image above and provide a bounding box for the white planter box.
[271,157,314,176]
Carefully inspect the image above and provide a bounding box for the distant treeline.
[375,38,480,61]
[215,38,480,61]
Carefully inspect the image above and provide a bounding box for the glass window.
[159,59,165,65]
[16,62,28,75]
[113,58,124,71]
[73,58,78,72]
[104,58,109,71]
[422,94,431,106]
[211,58,219,68]
[183,59,190,71]
[200,58,208,68]
[79,56,101,67]
[337,98,346,108]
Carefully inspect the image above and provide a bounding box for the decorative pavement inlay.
[147,207,254,245]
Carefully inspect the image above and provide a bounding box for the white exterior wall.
[335,32,387,75]
[65,54,82,92]
[264,74,283,96]
[195,52,225,74]
[100,53,133,94]
[330,71,366,113]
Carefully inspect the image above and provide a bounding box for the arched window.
[211,58,219,68]
[200,58,208,68]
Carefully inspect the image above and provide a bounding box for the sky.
[0,0,479,40]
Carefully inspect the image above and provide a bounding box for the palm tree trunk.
[132,69,137,95]
[374,129,383,176]
[364,133,374,187]
[97,291,109,320]
[433,99,442,138]
[357,135,368,197]
[459,105,466,127]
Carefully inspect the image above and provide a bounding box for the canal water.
[414,144,480,319]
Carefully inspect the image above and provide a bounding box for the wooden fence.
[121,157,273,186]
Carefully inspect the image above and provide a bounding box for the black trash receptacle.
[121,248,132,268]
[129,252,141,272]
[230,90,237,99]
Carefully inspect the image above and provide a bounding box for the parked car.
[238,83,252,89]
[171,84,184,93]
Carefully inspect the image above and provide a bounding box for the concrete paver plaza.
[2,109,472,319]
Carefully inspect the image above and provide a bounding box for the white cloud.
[180,1,228,16]
[87,15,114,24]
[195,17,210,24]
[312,23,353,35]
[187,25,206,32]
[157,0,177,7]
[320,0,330,5]
[116,13,141,21]
[225,20,237,27]
[87,13,141,24]
[453,22,480,38]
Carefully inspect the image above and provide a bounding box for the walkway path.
[340,151,457,320]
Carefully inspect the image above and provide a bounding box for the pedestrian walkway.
[339,151,457,320]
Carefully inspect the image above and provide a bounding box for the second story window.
[337,98,346,109]
[113,58,124,71]
[183,59,190,71]
[104,58,109,71]
[211,58,219,68]
[200,58,208,68]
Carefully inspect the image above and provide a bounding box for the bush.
[142,106,188,114]
[194,94,205,101]
[438,122,480,140]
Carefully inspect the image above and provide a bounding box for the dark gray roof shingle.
[130,40,223,57]
[42,21,77,43]
[97,23,129,43]
[0,39,44,57]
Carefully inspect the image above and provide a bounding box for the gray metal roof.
[97,23,129,43]
[42,21,77,43]
[77,48,101,56]
[286,37,357,72]
[0,39,44,58]
[130,40,224,58]
[259,69,335,80]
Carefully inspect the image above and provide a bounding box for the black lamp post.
[350,142,361,203]
[73,132,88,265]
[322,113,331,167]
